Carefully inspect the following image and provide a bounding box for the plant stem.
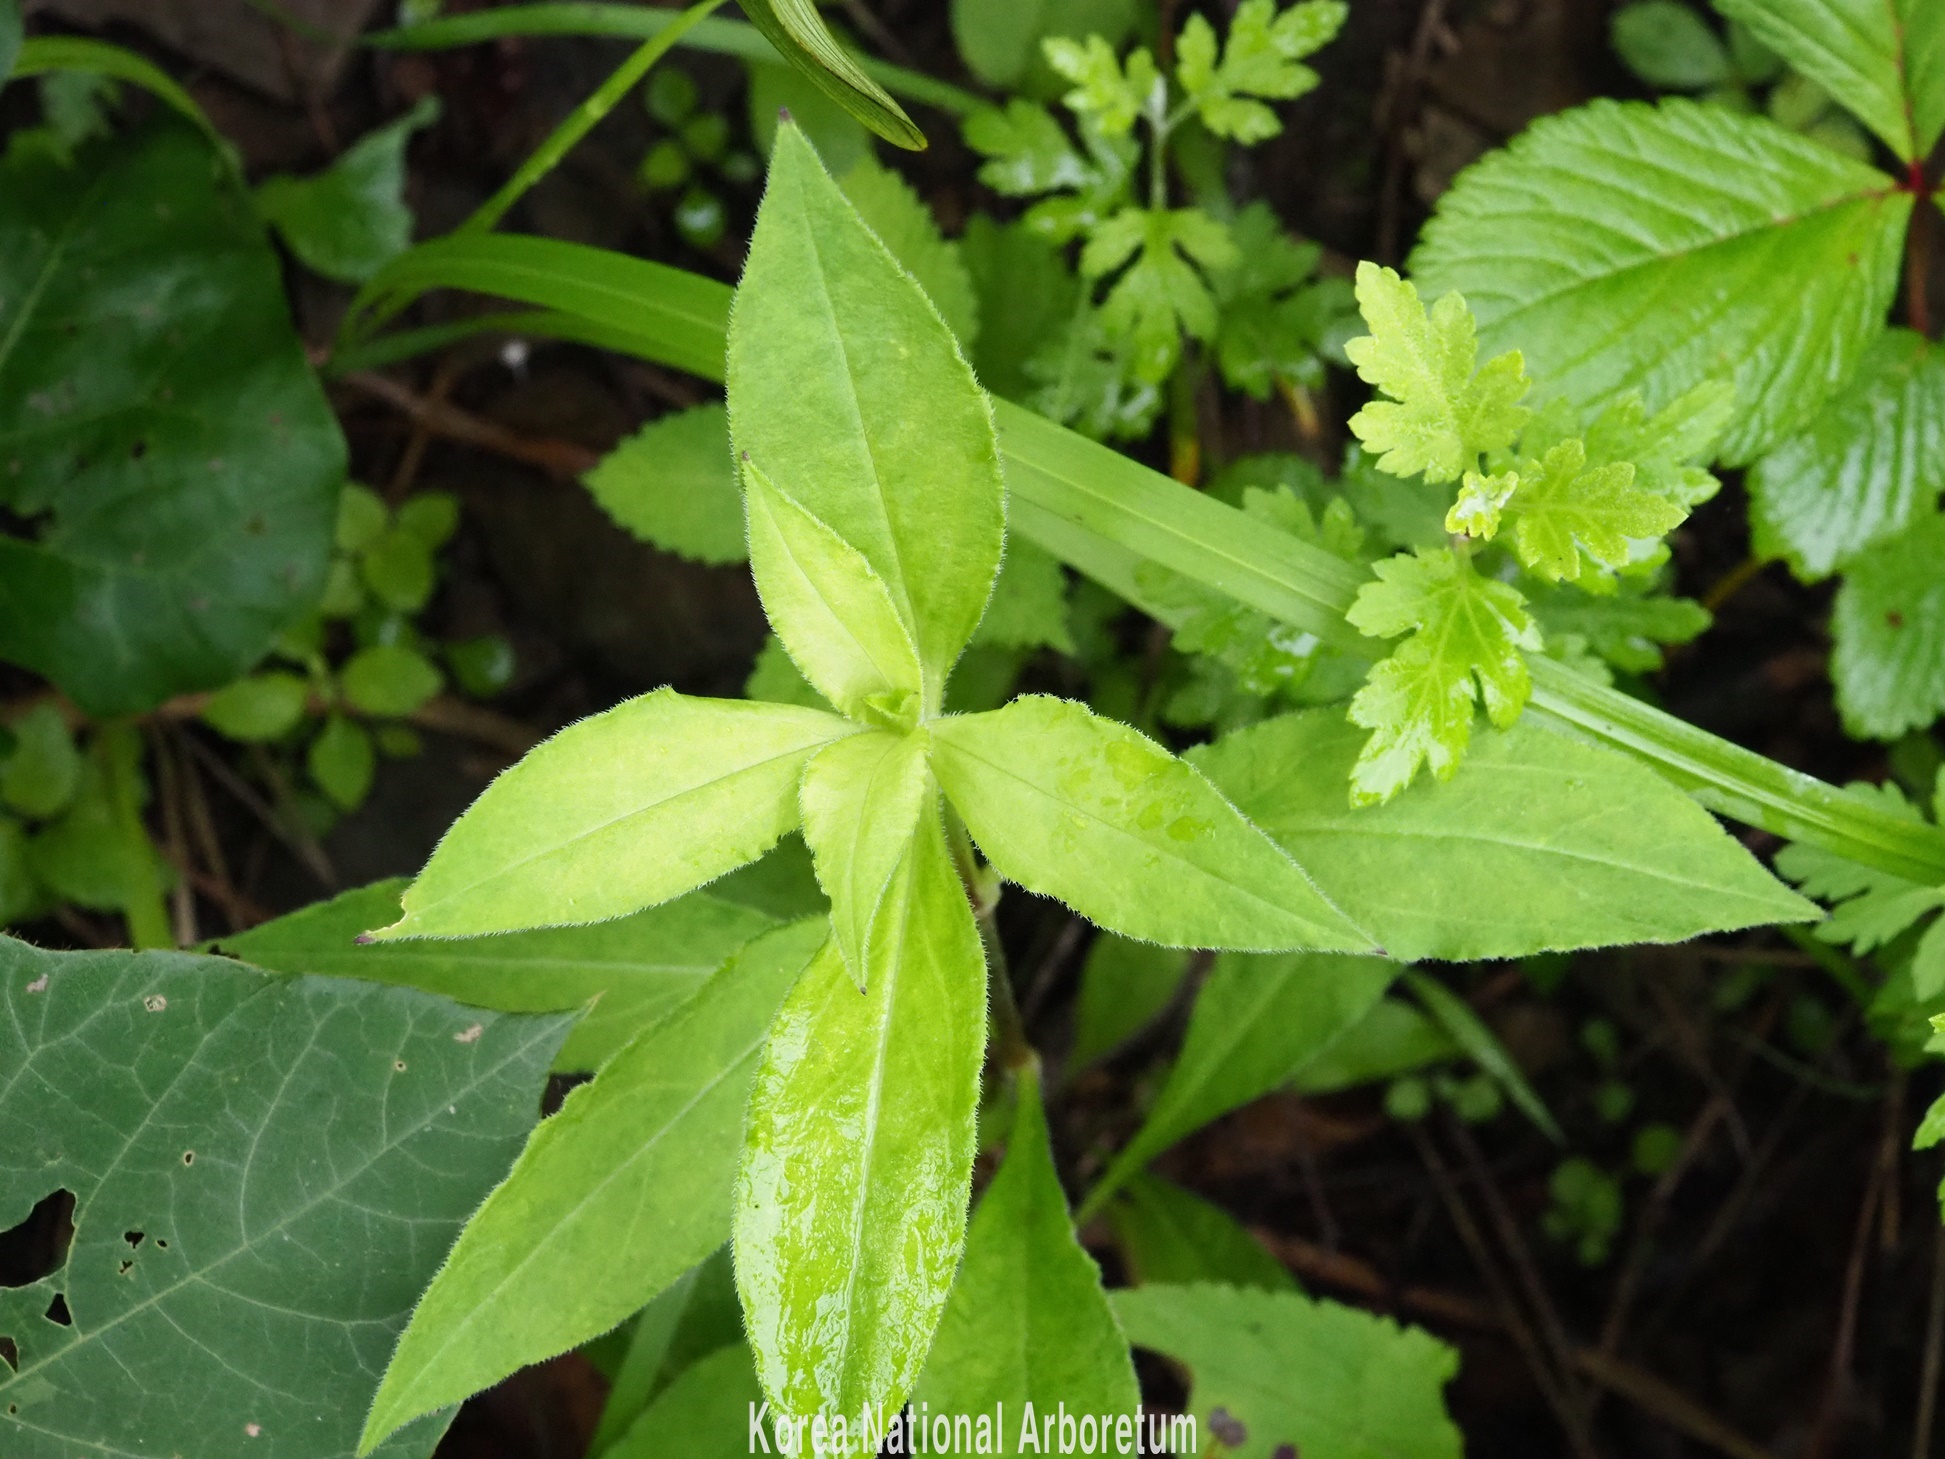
[336,247,1945,886]
[945,804,1029,1070]
[460,0,729,237]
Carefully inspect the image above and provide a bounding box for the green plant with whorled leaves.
[353,121,1379,1452]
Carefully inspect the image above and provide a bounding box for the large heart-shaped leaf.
[0,937,570,1459]
[0,122,344,714]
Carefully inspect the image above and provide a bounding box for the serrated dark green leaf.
[0,123,343,714]
[1751,329,1945,580]
[1410,98,1909,464]
[1714,0,1945,160]
[0,938,569,1459]
[217,879,777,1071]
[1113,1283,1462,1459]
[1831,513,1945,739]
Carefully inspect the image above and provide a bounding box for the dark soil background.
[8,2,1945,1456]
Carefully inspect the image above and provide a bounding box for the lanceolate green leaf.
[930,696,1373,952]
[359,920,823,1453]
[1113,1284,1463,1459]
[1084,951,1396,1215]
[1411,98,1909,464]
[0,939,570,1459]
[734,815,986,1436]
[370,690,854,939]
[728,124,1004,708]
[742,459,925,724]
[914,1064,1139,1431]
[1713,0,1945,161]
[1750,329,1945,580]
[1190,709,1818,962]
[739,0,925,149]
[603,1342,764,1459]
[217,879,776,1071]
[1830,512,1945,740]
[1109,1174,1298,1292]
[799,730,932,988]
[0,122,343,715]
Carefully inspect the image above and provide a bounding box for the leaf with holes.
[0,937,569,1459]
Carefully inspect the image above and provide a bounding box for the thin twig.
[1913,1226,1945,1459]
[1806,1077,1902,1459]
[1412,1125,1598,1459]
[177,732,335,890]
[1599,1095,1728,1355]
[145,725,197,948]
[1445,1114,1599,1453]
[1019,914,1087,1025]
[340,371,603,478]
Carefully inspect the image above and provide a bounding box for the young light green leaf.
[929,695,1373,953]
[0,701,80,819]
[1176,0,1347,143]
[1344,262,1530,484]
[1085,951,1396,1213]
[1070,934,1191,1067]
[1082,206,1237,383]
[1113,1284,1462,1459]
[343,642,444,717]
[1610,1,1733,90]
[1,939,569,1459]
[359,919,824,1453]
[1346,547,1541,805]
[1831,513,1945,740]
[1714,0,1945,161]
[602,1342,764,1459]
[838,157,979,348]
[1509,438,1686,582]
[1191,709,1817,963]
[372,689,854,939]
[742,459,924,725]
[219,879,777,1072]
[1582,379,1735,509]
[584,402,747,566]
[257,97,440,283]
[1525,578,1710,675]
[1410,99,1909,464]
[739,0,925,150]
[913,1064,1139,1429]
[201,671,310,742]
[799,729,931,986]
[729,123,1004,706]
[311,714,376,810]
[1751,330,1945,581]
[1109,1174,1298,1292]
[1445,470,1516,539]
[1043,34,1155,137]
[734,815,987,1438]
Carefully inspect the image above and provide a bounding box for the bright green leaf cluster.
[1339,262,1729,801]
[360,123,1376,1454]
[1177,0,1346,142]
